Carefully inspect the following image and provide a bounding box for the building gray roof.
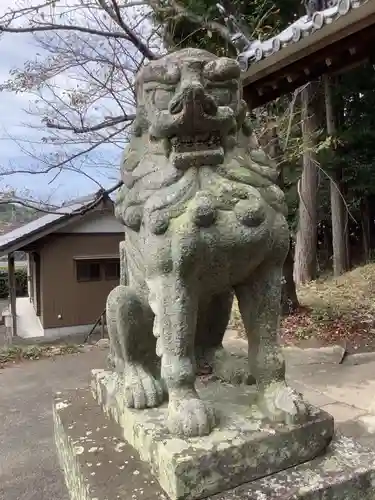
[238,0,368,72]
[0,193,111,256]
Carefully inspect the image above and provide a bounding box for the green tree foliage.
[153,0,301,54]
[0,268,27,299]
[316,64,375,255]
[333,64,375,208]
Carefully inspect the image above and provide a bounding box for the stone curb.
[283,345,346,366]
[99,335,375,367]
[223,336,347,366]
[342,351,375,366]
[96,337,375,368]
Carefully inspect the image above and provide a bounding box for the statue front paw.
[257,381,309,425]
[167,393,216,437]
[123,364,165,409]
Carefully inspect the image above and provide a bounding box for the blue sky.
[0,29,122,205]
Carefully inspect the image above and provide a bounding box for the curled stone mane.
[115,126,287,235]
[115,49,287,235]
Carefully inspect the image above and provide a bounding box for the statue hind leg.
[195,291,234,363]
[106,285,165,409]
[234,258,309,424]
[195,291,256,385]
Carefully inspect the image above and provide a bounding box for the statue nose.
[169,83,217,116]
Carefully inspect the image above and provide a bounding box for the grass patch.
[0,343,81,366]
[230,263,375,352]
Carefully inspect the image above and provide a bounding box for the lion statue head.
[115,48,286,235]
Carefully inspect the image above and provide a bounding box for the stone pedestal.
[54,387,375,500]
[90,369,334,500]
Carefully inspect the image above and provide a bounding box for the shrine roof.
[240,0,375,107]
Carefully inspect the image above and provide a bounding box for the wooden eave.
[242,1,375,108]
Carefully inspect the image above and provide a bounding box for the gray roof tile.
[238,0,368,71]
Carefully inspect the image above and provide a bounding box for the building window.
[104,260,120,281]
[76,261,102,282]
[75,258,120,282]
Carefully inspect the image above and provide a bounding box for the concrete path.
[0,348,106,500]
[1,347,375,500]
[287,361,375,449]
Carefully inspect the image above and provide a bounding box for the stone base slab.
[90,369,334,500]
[54,388,375,500]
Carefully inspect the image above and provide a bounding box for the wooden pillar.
[27,253,33,302]
[8,252,17,338]
[34,253,41,316]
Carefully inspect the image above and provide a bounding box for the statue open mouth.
[169,133,224,169]
[171,133,221,152]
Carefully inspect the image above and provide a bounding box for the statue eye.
[209,87,232,106]
[152,88,174,110]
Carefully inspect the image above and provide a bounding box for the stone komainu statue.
[107,48,308,438]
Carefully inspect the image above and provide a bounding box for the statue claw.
[123,364,165,409]
[257,381,310,425]
[167,393,216,438]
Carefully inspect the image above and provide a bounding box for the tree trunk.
[369,195,375,251]
[330,170,348,275]
[262,119,299,314]
[324,75,349,276]
[278,155,299,314]
[344,198,351,269]
[282,237,299,314]
[361,197,371,263]
[294,83,319,285]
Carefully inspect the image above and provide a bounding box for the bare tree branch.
[0,21,138,39]
[46,114,135,133]
[97,0,158,59]
[1,124,128,179]
[0,0,156,193]
[0,180,123,215]
[0,0,160,204]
